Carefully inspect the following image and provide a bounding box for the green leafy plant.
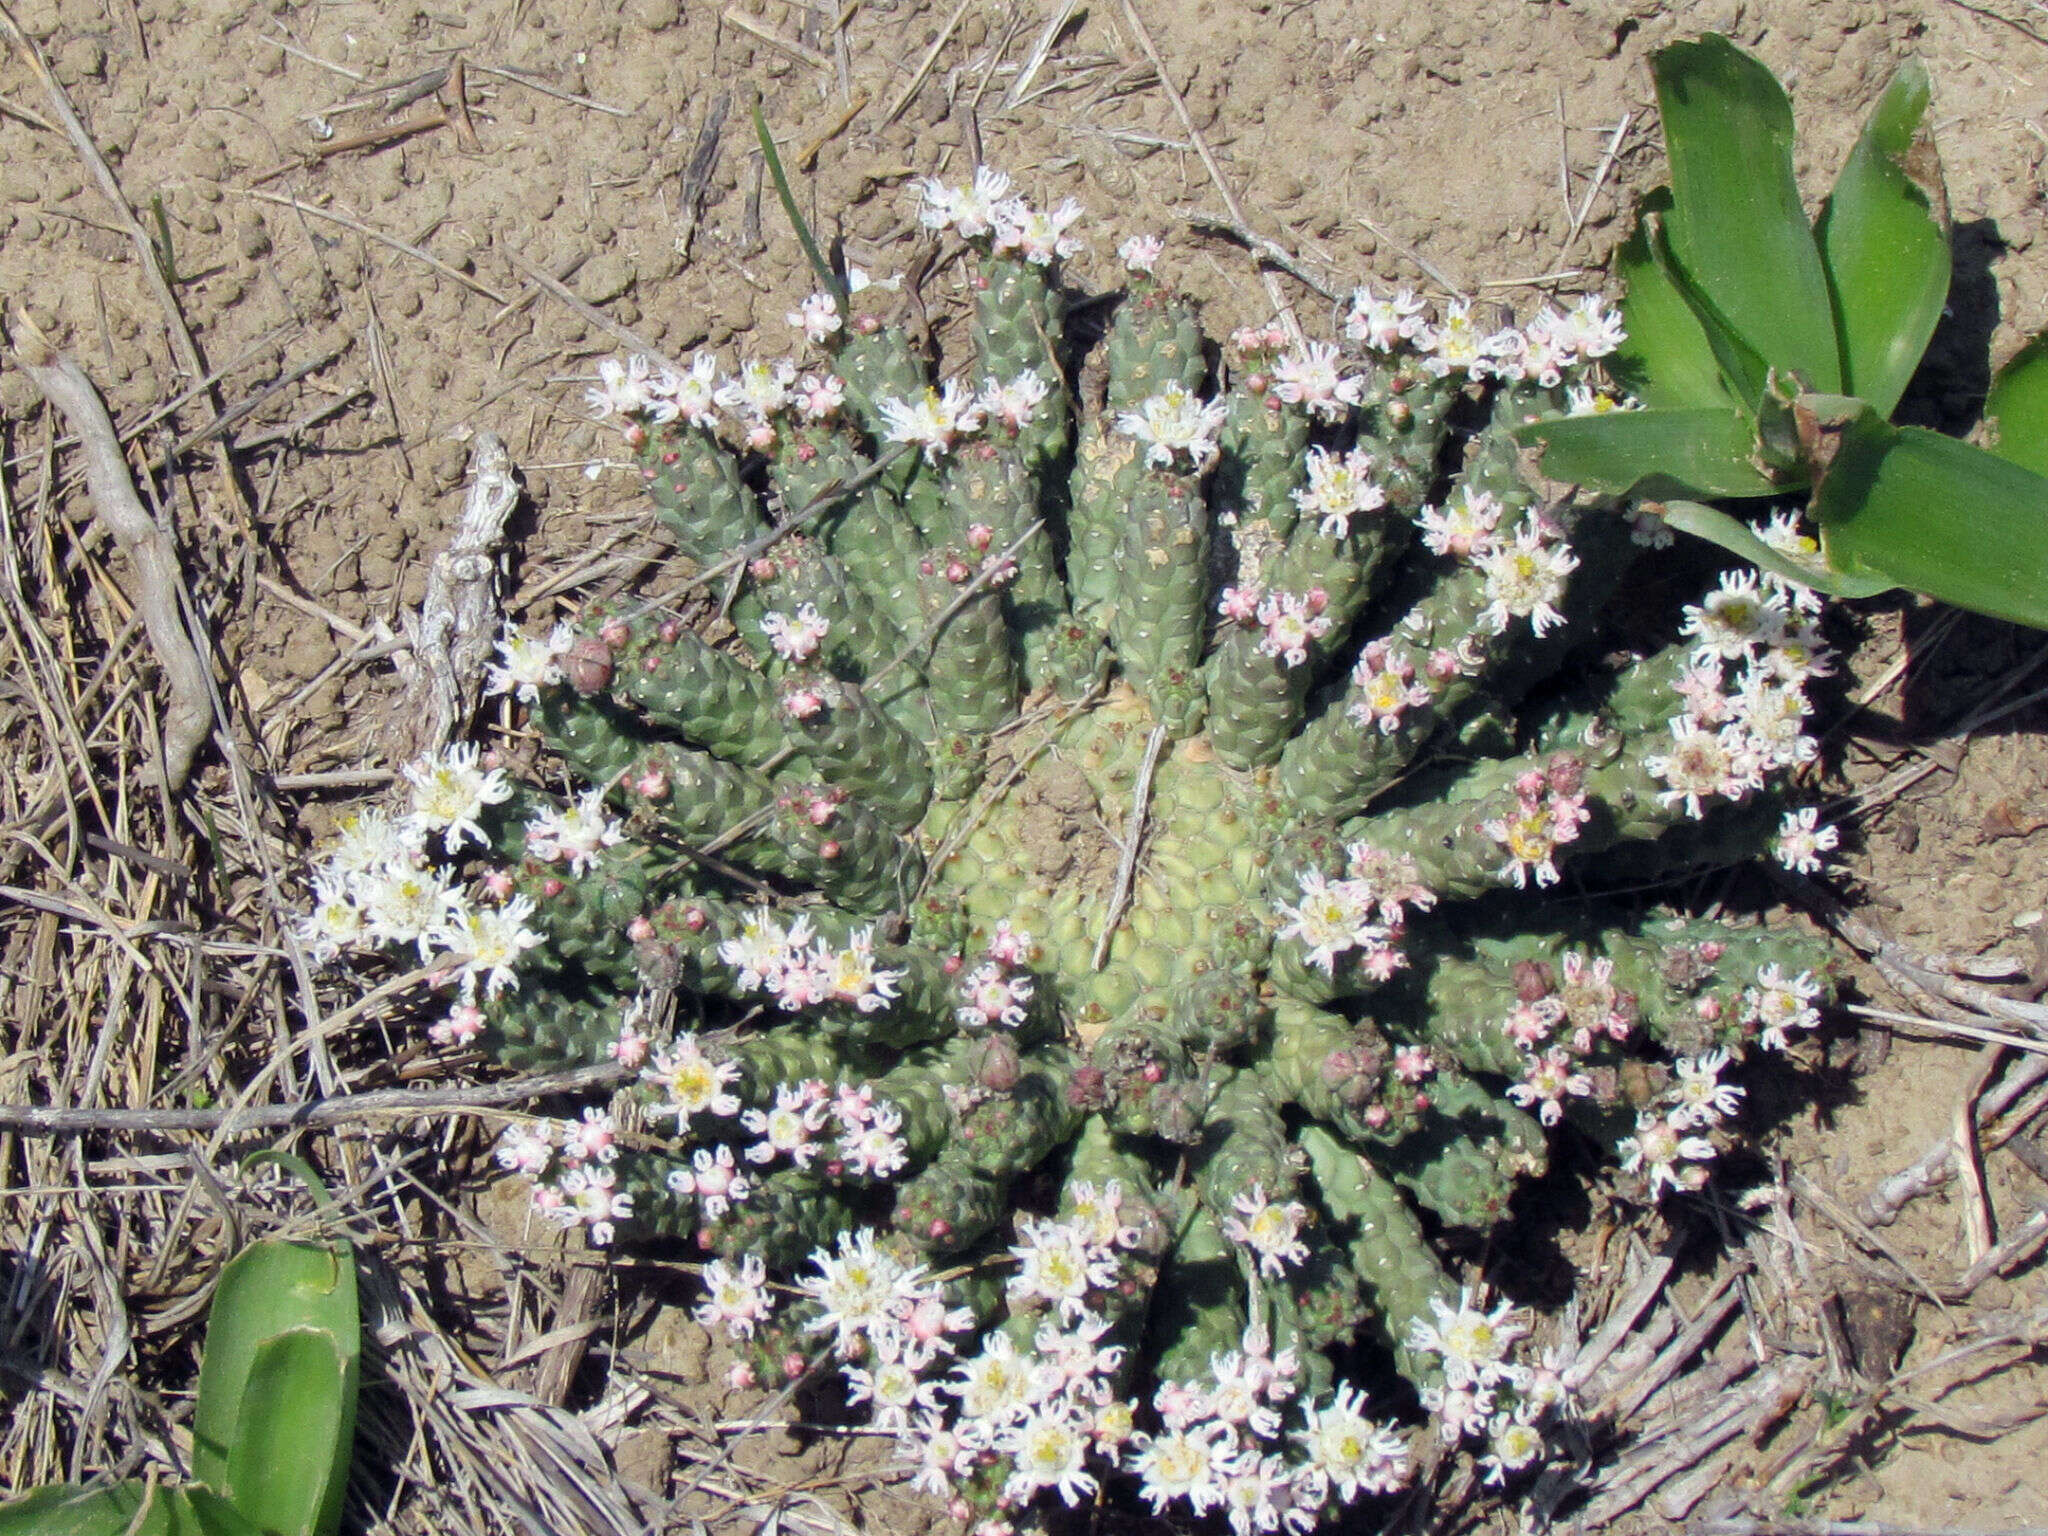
[0,1225,359,1536]
[1518,33,2048,628]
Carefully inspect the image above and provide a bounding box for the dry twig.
[10,325,214,789]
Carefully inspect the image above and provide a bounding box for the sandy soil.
[2,0,2046,1529]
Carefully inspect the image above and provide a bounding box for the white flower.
[1294,1384,1409,1502]
[495,1122,555,1176]
[842,1334,941,1430]
[357,860,467,957]
[665,1142,751,1218]
[524,788,622,875]
[562,1107,618,1165]
[585,355,652,418]
[795,372,846,421]
[1406,1288,1527,1389]
[485,621,574,702]
[1269,342,1364,422]
[919,164,1012,238]
[715,357,797,424]
[949,1331,1036,1425]
[1747,962,1823,1050]
[1294,446,1387,539]
[899,1410,970,1496]
[695,1253,776,1339]
[1343,285,1427,352]
[1256,591,1333,668]
[1480,1416,1547,1485]
[429,895,544,1000]
[821,927,904,1014]
[877,381,984,462]
[1008,1215,1118,1318]
[1682,570,1789,662]
[1222,1184,1311,1279]
[298,872,367,962]
[1552,293,1627,360]
[799,1228,929,1351]
[998,1402,1099,1507]
[760,603,831,663]
[1774,806,1840,877]
[1417,299,1495,380]
[403,742,513,852]
[1505,1046,1592,1127]
[1475,519,1578,636]
[741,1081,831,1167]
[978,369,1050,432]
[1618,1111,1716,1196]
[555,1164,632,1246]
[1128,1421,1237,1516]
[1645,717,1763,820]
[642,1034,742,1124]
[1115,383,1229,469]
[1669,1047,1744,1128]
[1417,485,1505,560]
[319,806,423,879]
[957,961,1034,1028]
[648,352,722,428]
[787,291,842,344]
[1273,869,1386,975]
[1118,233,1165,273]
[992,194,1086,264]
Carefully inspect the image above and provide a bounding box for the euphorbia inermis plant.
[1518,34,2048,629]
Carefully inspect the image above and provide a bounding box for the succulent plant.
[303,169,1845,1528]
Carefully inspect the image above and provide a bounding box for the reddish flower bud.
[945,559,971,584]
[797,443,818,462]
[929,1218,952,1240]
[942,954,963,974]
[627,915,654,941]
[623,424,647,449]
[540,878,565,897]
[683,905,709,932]
[661,449,681,466]
[819,840,841,860]
[657,619,682,643]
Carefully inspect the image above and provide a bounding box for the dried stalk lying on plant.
[300,172,1843,1530]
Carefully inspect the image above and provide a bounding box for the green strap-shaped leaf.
[1656,500,1894,598]
[192,1240,360,1536]
[224,1331,353,1536]
[0,1485,264,1536]
[1986,332,2048,479]
[1654,35,1843,392]
[1611,191,1741,410]
[1814,410,2048,629]
[1815,59,1950,417]
[1515,407,1782,499]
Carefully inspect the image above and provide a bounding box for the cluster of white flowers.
[1274,841,1436,979]
[1648,565,1834,821]
[716,906,906,1014]
[1406,1289,1567,1483]
[1343,287,1624,386]
[1618,1045,1748,1198]
[1480,761,1593,890]
[917,165,1085,264]
[1215,584,1335,669]
[496,1112,632,1245]
[873,370,1051,464]
[523,788,623,877]
[585,349,870,449]
[1484,949,1637,1132]
[1133,1332,1409,1531]
[297,751,549,1003]
[1416,490,1581,638]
